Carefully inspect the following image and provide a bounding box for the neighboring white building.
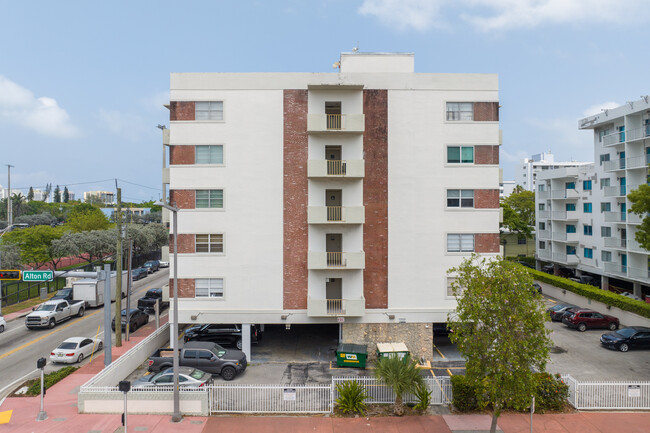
[163,52,501,361]
[31,189,48,202]
[535,97,650,299]
[500,180,516,198]
[84,190,115,204]
[515,152,591,192]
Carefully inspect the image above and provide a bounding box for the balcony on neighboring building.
[604,262,627,277]
[604,212,627,223]
[625,125,650,142]
[307,114,365,134]
[603,237,627,250]
[603,130,626,147]
[603,158,626,172]
[307,297,365,317]
[307,160,365,179]
[537,249,551,260]
[628,212,647,225]
[552,252,579,265]
[538,190,550,200]
[308,206,365,224]
[603,185,626,198]
[551,189,580,200]
[553,232,579,243]
[626,153,650,170]
[551,210,578,220]
[307,251,365,270]
[628,266,650,281]
[538,210,550,219]
[538,229,551,239]
[628,239,649,254]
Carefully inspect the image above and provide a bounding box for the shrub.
[450,375,481,412]
[26,366,78,396]
[335,380,369,415]
[527,268,650,318]
[413,381,432,411]
[534,373,569,412]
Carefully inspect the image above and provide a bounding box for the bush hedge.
[528,268,650,319]
[451,373,568,413]
[26,366,78,396]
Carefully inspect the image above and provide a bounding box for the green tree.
[448,256,551,433]
[63,187,69,203]
[628,184,650,250]
[374,354,424,416]
[500,186,535,238]
[52,229,116,265]
[66,203,110,232]
[53,185,61,203]
[0,242,21,268]
[27,187,34,201]
[2,225,66,269]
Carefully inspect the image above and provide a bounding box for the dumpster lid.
[376,342,409,353]
[337,343,368,354]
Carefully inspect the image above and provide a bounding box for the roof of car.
[161,366,199,375]
[626,326,650,331]
[184,341,222,349]
[62,337,88,343]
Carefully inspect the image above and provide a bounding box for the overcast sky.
[1,0,649,201]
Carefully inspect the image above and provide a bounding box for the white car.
[50,337,103,364]
[158,261,169,268]
[0,315,6,333]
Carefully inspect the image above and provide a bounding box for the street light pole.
[155,200,180,422]
[6,164,14,226]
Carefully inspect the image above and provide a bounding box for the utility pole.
[115,187,122,347]
[125,238,133,341]
[6,164,14,225]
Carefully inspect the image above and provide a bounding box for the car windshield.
[35,304,56,311]
[615,328,637,338]
[189,369,205,380]
[211,347,227,358]
[58,342,78,350]
[121,309,138,316]
[148,371,167,382]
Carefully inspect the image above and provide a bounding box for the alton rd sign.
[22,270,54,282]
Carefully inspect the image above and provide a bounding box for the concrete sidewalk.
[2,306,33,323]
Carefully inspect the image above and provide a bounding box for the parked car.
[131,268,148,281]
[546,304,579,322]
[542,264,555,274]
[562,309,619,332]
[137,288,169,312]
[600,326,650,352]
[112,308,149,332]
[132,367,212,389]
[619,292,643,302]
[184,324,262,350]
[158,260,169,268]
[143,260,160,274]
[51,288,74,302]
[50,337,103,364]
[0,315,6,333]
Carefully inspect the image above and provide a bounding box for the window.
[195,145,223,164]
[447,146,474,164]
[566,225,576,233]
[517,236,527,245]
[566,245,576,255]
[196,234,224,253]
[446,276,464,297]
[583,180,592,191]
[601,202,611,213]
[599,154,610,165]
[447,189,474,208]
[195,278,224,298]
[601,226,612,237]
[195,101,223,121]
[601,178,610,189]
[538,184,545,192]
[584,248,593,259]
[447,234,474,252]
[446,102,473,121]
[583,203,592,213]
[538,203,545,211]
[196,189,223,208]
[602,251,612,262]
[566,203,576,211]
[566,182,575,189]
[539,222,546,230]
[539,241,546,249]
[584,225,593,236]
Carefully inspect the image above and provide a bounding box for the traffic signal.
[0,270,20,280]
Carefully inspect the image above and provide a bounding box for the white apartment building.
[500,179,516,198]
[84,190,115,204]
[163,53,501,360]
[515,152,591,192]
[535,97,650,299]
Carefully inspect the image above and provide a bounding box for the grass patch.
[1,292,57,315]
[18,367,79,397]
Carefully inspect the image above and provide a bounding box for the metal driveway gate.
[562,375,650,410]
[208,383,332,414]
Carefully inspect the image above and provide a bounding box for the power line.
[116,179,160,191]
[13,178,115,190]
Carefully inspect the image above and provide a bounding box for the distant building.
[500,180,516,198]
[515,152,591,192]
[31,189,48,202]
[84,190,115,204]
[101,207,151,220]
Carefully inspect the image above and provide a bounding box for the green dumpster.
[376,342,409,360]
[336,343,368,368]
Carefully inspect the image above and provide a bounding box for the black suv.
[183,324,262,350]
[143,260,160,274]
[137,288,169,312]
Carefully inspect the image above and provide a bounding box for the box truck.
[72,271,129,307]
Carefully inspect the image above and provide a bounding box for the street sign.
[22,270,54,282]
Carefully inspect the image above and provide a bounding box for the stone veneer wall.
[341,322,433,362]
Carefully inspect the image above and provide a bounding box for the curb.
[4,310,32,323]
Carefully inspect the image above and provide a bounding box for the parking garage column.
[633,282,642,299]
[242,324,252,362]
[601,275,609,290]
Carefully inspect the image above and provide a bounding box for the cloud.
[582,101,620,117]
[358,0,650,32]
[0,75,79,138]
[525,116,593,161]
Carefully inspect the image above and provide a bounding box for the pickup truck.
[137,288,169,312]
[51,288,74,302]
[25,299,86,329]
[147,341,247,381]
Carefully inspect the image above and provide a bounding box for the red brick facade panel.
[363,89,389,309]
[170,101,195,121]
[169,234,195,254]
[168,278,195,298]
[169,189,195,210]
[475,145,499,165]
[474,189,500,209]
[170,145,195,165]
[283,90,309,310]
[473,102,499,122]
[475,233,500,253]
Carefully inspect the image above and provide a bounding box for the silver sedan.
[50,337,103,364]
[132,367,212,389]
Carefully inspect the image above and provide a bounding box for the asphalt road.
[0,269,170,397]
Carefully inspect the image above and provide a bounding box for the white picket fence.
[562,375,650,410]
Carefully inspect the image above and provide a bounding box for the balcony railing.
[603,185,626,197]
[307,160,364,178]
[537,249,551,260]
[628,212,647,225]
[307,297,365,317]
[308,206,365,224]
[328,207,342,222]
[538,229,551,239]
[551,189,579,199]
[551,210,578,220]
[628,239,649,253]
[327,114,342,130]
[603,130,625,147]
[604,212,626,223]
[327,252,343,267]
[538,210,550,219]
[604,262,627,276]
[553,232,578,243]
[307,113,365,133]
[603,237,627,249]
[603,158,626,172]
[307,251,365,270]
[537,190,550,200]
[625,125,650,142]
[628,266,650,280]
[551,252,579,265]
[626,153,650,169]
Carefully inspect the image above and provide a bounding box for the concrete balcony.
[537,249,551,260]
[307,160,364,179]
[603,185,626,197]
[604,262,627,277]
[307,114,365,134]
[628,213,647,225]
[537,190,550,200]
[162,167,170,184]
[628,266,650,281]
[603,237,627,250]
[307,297,365,317]
[307,252,365,270]
[625,125,650,142]
[603,159,626,172]
[603,131,625,147]
[552,252,579,265]
[551,210,578,220]
[538,229,551,239]
[626,153,650,169]
[538,210,550,219]
[604,212,627,223]
[551,189,580,200]
[628,239,649,254]
[308,206,365,224]
[553,232,578,243]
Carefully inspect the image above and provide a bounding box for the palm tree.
[374,354,424,416]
